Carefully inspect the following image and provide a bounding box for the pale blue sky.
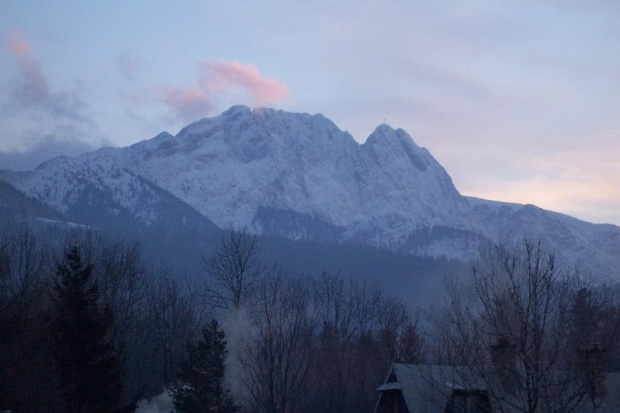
[1,1,619,225]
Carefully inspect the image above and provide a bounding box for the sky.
[0,1,619,225]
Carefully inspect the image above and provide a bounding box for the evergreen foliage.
[170,319,239,413]
[52,246,123,412]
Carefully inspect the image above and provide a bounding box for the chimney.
[490,337,518,395]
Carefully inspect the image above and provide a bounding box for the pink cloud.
[7,34,32,56]
[161,87,212,118]
[157,59,289,119]
[6,33,50,103]
[200,60,289,107]
[4,33,92,124]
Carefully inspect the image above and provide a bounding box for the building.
[375,342,620,413]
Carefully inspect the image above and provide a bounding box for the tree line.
[0,227,423,412]
[2,225,620,413]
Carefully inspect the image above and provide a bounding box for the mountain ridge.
[1,106,618,278]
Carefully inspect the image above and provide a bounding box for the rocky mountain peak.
[363,124,430,173]
[3,106,617,277]
[4,107,469,229]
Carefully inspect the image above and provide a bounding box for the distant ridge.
[1,106,618,278]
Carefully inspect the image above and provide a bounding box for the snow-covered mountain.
[1,106,618,277]
[467,197,620,277]
[122,106,481,256]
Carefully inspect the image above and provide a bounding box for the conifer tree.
[52,246,123,412]
[170,319,239,413]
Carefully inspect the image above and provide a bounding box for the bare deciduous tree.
[307,273,424,413]
[0,226,50,373]
[203,229,261,311]
[428,240,620,413]
[146,269,202,387]
[239,267,315,413]
[95,240,152,405]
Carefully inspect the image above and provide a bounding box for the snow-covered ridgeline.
[1,106,619,275]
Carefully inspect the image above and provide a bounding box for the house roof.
[375,382,402,391]
[376,363,620,413]
[378,363,489,413]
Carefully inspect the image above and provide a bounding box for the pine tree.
[52,246,123,413]
[170,319,239,413]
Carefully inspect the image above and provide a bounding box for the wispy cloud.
[160,86,212,119]
[5,33,89,121]
[0,135,113,171]
[155,59,289,120]
[200,60,289,106]
[0,33,107,169]
[7,34,51,106]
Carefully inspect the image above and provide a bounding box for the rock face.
[1,106,619,277]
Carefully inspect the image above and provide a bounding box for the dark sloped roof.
[377,364,489,413]
[376,363,620,413]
